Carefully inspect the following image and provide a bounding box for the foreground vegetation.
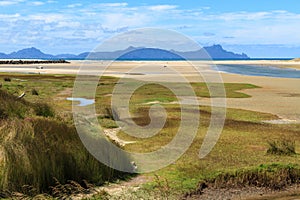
[0,73,299,199]
[0,75,129,198]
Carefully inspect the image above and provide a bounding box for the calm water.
[215,64,300,78]
[66,97,95,106]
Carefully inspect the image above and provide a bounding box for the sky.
[1,0,300,57]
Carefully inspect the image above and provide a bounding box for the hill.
[0,45,249,60]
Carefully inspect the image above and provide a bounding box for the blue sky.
[1,0,300,57]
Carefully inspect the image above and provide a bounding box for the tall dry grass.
[0,89,130,196]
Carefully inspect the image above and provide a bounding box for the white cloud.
[203,10,300,21]
[56,21,81,28]
[0,0,24,6]
[0,13,21,19]
[98,3,128,7]
[27,14,68,23]
[100,12,149,29]
[67,3,82,8]
[31,1,44,6]
[147,5,178,11]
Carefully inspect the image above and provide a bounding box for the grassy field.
[0,73,299,199]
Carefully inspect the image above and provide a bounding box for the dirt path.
[103,128,136,146]
[71,175,150,199]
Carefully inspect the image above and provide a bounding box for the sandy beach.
[1,60,300,122]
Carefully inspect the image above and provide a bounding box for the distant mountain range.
[0,45,249,60]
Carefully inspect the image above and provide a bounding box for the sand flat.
[1,60,300,122]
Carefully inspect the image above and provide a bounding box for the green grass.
[192,82,259,98]
[0,73,74,102]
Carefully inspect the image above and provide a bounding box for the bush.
[33,102,55,117]
[4,77,11,82]
[267,139,296,155]
[31,89,39,96]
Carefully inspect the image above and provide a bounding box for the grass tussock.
[267,139,296,155]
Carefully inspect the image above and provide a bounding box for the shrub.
[267,139,296,155]
[4,77,11,82]
[33,102,55,117]
[31,89,39,96]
